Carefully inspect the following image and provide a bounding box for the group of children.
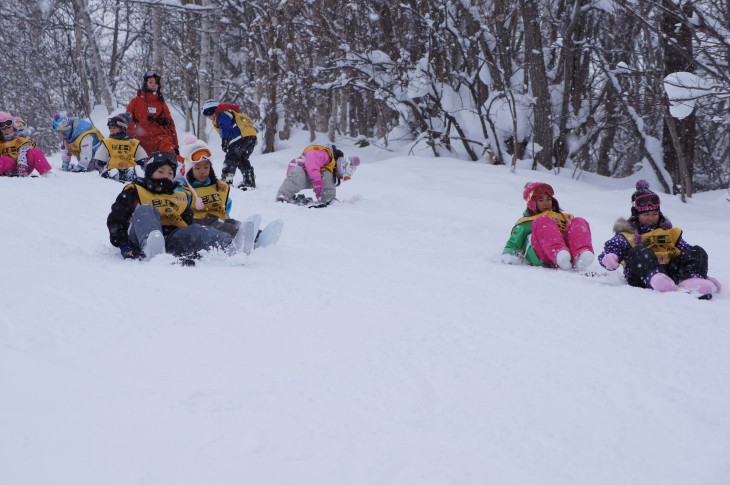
[502,180,722,298]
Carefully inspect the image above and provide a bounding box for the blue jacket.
[215,112,241,141]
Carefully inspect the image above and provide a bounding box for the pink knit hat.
[523,182,559,214]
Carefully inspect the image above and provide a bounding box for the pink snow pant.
[531,216,593,268]
[0,148,52,176]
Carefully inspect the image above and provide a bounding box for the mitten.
[120,245,144,260]
[313,180,324,200]
[16,162,29,177]
[500,253,521,265]
[601,253,620,270]
[221,139,229,152]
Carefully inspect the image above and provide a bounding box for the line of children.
[0,112,53,177]
[106,151,249,261]
[93,113,148,182]
[51,113,104,172]
[502,182,594,271]
[598,180,721,297]
[201,99,258,190]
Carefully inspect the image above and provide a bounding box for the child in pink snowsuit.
[502,182,594,271]
[0,112,52,177]
[275,144,360,206]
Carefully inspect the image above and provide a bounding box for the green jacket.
[502,210,547,267]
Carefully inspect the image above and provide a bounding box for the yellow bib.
[0,137,34,161]
[212,111,257,137]
[191,183,230,220]
[103,138,140,170]
[621,227,682,264]
[515,210,573,232]
[302,145,337,173]
[133,185,189,227]
[67,127,103,157]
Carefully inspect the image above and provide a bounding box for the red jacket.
[126,91,179,154]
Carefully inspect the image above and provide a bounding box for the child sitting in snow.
[51,113,104,172]
[275,144,360,207]
[106,151,249,261]
[180,136,283,247]
[501,182,595,271]
[92,113,148,182]
[179,136,238,236]
[598,180,721,297]
[0,112,53,177]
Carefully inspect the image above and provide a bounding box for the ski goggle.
[633,193,660,211]
[144,69,161,78]
[190,148,212,162]
[0,119,14,129]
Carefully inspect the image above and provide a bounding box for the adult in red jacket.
[126,69,179,157]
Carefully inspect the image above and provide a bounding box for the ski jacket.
[286,145,337,186]
[211,104,257,141]
[127,91,179,153]
[502,209,574,266]
[182,177,232,220]
[107,179,193,249]
[60,119,103,169]
[599,217,693,268]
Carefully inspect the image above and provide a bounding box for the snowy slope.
[1,130,729,485]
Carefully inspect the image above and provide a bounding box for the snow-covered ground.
[2,127,729,485]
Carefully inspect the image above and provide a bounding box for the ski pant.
[276,166,336,204]
[531,216,593,267]
[128,205,233,257]
[222,136,256,180]
[623,244,709,288]
[195,215,241,238]
[0,148,52,176]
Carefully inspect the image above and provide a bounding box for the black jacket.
[106,179,193,248]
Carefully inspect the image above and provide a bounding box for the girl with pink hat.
[501,182,594,271]
[0,112,52,177]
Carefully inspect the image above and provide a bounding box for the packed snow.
[2,127,729,485]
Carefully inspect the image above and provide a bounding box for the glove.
[174,146,180,156]
[16,162,29,177]
[500,253,521,265]
[120,245,144,260]
[221,139,229,152]
[313,180,324,200]
[601,253,620,270]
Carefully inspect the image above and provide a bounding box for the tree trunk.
[519,0,553,170]
[661,0,695,195]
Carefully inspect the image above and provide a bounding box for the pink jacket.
[287,148,331,185]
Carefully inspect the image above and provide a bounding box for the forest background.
[0,0,728,196]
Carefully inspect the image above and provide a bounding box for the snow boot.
[679,277,717,296]
[649,273,678,292]
[555,250,572,271]
[574,251,595,272]
[143,230,166,260]
[237,168,256,190]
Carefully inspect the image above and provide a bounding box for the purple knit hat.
[631,180,660,216]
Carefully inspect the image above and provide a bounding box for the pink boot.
[650,273,678,292]
[565,217,594,267]
[531,215,569,268]
[679,277,717,296]
[26,147,52,176]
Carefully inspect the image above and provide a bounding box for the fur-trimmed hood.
[612,215,672,234]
